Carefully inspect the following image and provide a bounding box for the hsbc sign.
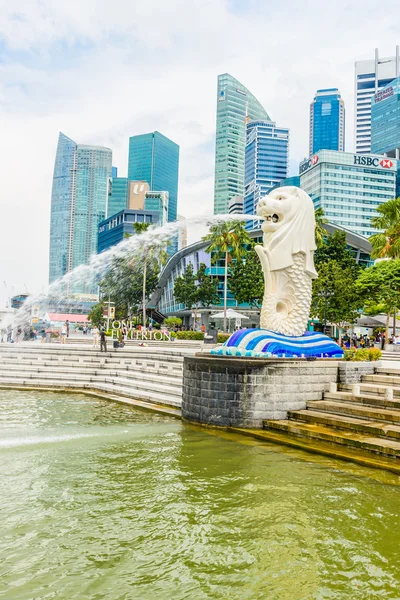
[300,155,319,174]
[354,156,394,168]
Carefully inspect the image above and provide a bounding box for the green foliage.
[87,302,105,327]
[196,263,220,307]
[312,261,364,330]
[173,263,219,310]
[228,245,264,307]
[202,220,251,264]
[217,333,231,343]
[314,207,328,248]
[163,317,183,328]
[369,197,400,259]
[170,331,204,340]
[356,259,400,311]
[315,231,359,270]
[343,348,382,362]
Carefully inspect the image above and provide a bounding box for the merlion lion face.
[256,189,301,233]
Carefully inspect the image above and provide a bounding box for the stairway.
[264,366,400,460]
[0,344,185,408]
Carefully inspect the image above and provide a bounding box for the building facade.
[269,176,301,192]
[213,74,270,215]
[149,224,372,328]
[371,75,400,158]
[97,209,161,254]
[49,132,112,290]
[309,88,345,155]
[354,47,399,154]
[228,196,244,214]
[107,177,129,217]
[244,120,289,227]
[299,150,397,237]
[128,132,179,223]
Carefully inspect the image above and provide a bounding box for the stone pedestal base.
[183,355,339,428]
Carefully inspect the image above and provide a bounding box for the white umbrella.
[210,308,249,320]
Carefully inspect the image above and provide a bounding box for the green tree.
[163,317,182,328]
[311,261,364,343]
[203,221,251,331]
[228,244,264,307]
[174,263,219,328]
[369,197,400,259]
[315,230,359,269]
[356,259,400,348]
[314,207,328,248]
[88,302,105,328]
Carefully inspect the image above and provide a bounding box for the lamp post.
[318,288,334,335]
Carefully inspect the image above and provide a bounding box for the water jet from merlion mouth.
[6,213,259,330]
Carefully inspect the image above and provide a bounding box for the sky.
[0,0,399,300]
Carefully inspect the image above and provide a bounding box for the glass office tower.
[300,149,397,237]
[244,120,289,228]
[309,88,345,155]
[213,73,270,214]
[354,46,399,154]
[49,132,112,292]
[128,132,179,223]
[107,177,129,217]
[371,76,400,157]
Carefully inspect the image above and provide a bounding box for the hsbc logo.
[380,159,393,168]
[300,155,319,174]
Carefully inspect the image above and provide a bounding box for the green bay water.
[1,390,400,600]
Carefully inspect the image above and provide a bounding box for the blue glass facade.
[98,209,160,254]
[309,89,345,156]
[112,166,118,178]
[371,76,400,157]
[269,176,300,192]
[49,132,112,291]
[128,132,179,223]
[214,74,270,215]
[107,177,128,217]
[244,120,289,227]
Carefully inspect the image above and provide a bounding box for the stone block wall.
[338,362,376,384]
[182,356,339,429]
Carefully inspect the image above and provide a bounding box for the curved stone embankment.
[0,344,187,410]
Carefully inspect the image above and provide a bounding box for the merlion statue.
[254,186,318,337]
[211,186,343,358]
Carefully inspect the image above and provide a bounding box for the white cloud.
[0,0,399,296]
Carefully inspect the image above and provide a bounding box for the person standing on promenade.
[66,320,70,338]
[92,326,100,347]
[61,324,67,344]
[100,327,107,353]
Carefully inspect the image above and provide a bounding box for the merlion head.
[256,186,318,278]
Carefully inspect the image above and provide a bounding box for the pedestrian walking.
[40,329,46,343]
[100,327,107,353]
[66,320,70,338]
[61,324,67,344]
[92,326,100,347]
[15,327,22,343]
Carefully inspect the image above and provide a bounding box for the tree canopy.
[228,244,264,308]
[369,197,400,259]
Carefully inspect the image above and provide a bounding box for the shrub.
[217,333,231,344]
[170,331,204,340]
[343,348,382,362]
[164,317,183,328]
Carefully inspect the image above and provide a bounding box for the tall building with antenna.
[213,74,270,214]
[354,46,400,154]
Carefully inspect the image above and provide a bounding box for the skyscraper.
[244,120,289,227]
[49,132,112,291]
[354,46,400,154]
[213,73,270,214]
[371,75,400,158]
[128,132,179,223]
[309,88,345,155]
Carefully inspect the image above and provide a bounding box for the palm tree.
[314,207,328,248]
[369,197,400,259]
[203,221,251,332]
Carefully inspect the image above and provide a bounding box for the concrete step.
[325,391,400,410]
[376,367,400,376]
[0,364,181,384]
[362,374,400,386]
[263,420,400,458]
[289,409,400,440]
[0,373,182,398]
[340,384,400,398]
[307,400,400,424]
[0,380,182,408]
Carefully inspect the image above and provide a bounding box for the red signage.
[311,155,319,165]
[380,159,394,168]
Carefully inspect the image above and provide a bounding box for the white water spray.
[3,214,259,331]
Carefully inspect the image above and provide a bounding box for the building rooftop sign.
[374,86,394,103]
